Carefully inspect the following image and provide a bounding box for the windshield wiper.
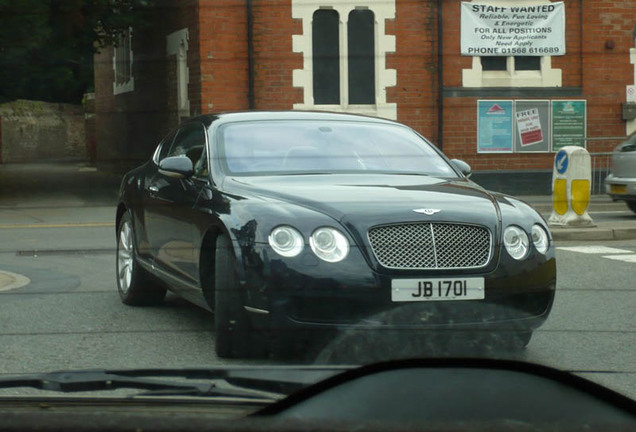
[0,367,347,400]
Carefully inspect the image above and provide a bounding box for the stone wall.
[0,100,86,163]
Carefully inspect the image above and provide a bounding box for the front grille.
[368,223,492,269]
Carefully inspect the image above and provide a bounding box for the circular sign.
[555,150,568,174]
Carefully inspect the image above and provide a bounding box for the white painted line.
[0,270,31,292]
[602,254,636,263]
[557,246,633,254]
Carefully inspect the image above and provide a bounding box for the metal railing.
[590,152,613,196]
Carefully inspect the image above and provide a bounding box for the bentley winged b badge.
[413,208,441,215]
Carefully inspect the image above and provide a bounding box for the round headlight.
[268,226,304,257]
[503,226,529,260]
[309,227,350,262]
[531,224,550,255]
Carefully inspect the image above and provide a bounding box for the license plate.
[610,184,627,194]
[391,278,485,302]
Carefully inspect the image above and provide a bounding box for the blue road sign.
[555,150,568,174]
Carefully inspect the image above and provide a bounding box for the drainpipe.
[247,0,255,109]
[437,0,444,151]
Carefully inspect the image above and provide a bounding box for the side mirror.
[450,159,472,178]
[159,156,194,179]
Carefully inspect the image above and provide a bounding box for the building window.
[292,0,397,120]
[311,8,376,105]
[113,28,134,95]
[348,9,375,104]
[312,9,340,105]
[463,55,561,87]
[481,56,541,72]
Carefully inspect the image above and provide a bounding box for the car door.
[142,121,208,282]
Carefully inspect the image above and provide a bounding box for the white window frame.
[292,0,397,120]
[113,28,134,95]
[461,0,562,88]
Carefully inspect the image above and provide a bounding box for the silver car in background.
[606,133,636,213]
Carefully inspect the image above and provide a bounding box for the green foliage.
[0,0,152,104]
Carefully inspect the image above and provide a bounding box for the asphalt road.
[0,210,634,399]
[0,162,634,399]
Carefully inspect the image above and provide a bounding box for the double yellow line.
[0,222,114,229]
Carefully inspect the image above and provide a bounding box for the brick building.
[94,0,636,194]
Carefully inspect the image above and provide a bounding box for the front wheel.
[213,235,250,358]
[116,212,166,306]
[626,200,636,214]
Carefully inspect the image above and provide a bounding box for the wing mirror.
[450,159,472,178]
[159,156,194,179]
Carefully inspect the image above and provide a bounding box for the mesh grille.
[368,223,491,269]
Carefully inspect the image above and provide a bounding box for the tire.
[626,200,636,214]
[116,212,166,306]
[214,235,250,358]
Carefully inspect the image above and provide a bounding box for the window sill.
[293,103,397,120]
[442,87,583,98]
[113,79,135,95]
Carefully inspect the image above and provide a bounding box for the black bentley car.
[116,111,556,358]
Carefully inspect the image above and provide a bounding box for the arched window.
[348,9,375,104]
[312,9,340,104]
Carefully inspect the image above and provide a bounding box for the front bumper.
[605,173,636,201]
[240,244,556,335]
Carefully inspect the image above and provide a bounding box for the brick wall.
[252,0,303,109]
[95,0,199,161]
[198,0,250,112]
[582,0,635,151]
[94,0,636,175]
[387,0,438,140]
[439,0,635,172]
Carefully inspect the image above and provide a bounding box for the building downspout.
[437,0,444,151]
[247,0,255,109]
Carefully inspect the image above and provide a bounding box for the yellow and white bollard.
[549,146,594,226]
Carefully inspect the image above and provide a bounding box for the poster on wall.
[477,100,513,153]
[552,100,587,150]
[514,100,550,152]
[460,2,565,56]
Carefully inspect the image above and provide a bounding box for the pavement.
[0,160,635,242]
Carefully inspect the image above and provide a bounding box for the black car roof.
[182,110,401,127]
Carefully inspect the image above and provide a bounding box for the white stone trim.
[628,48,636,135]
[167,28,191,119]
[461,0,562,88]
[292,0,397,120]
[113,28,135,95]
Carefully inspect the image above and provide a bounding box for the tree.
[0,0,151,104]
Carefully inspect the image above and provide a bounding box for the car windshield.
[2,0,636,423]
[217,120,457,177]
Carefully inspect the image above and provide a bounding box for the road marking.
[0,270,31,292]
[603,255,636,263]
[557,246,632,254]
[0,222,113,229]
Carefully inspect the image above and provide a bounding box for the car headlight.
[309,227,350,262]
[531,224,550,255]
[268,226,304,257]
[503,226,529,260]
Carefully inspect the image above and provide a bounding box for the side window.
[193,145,209,178]
[155,129,179,163]
[165,123,206,168]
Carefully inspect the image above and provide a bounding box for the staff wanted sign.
[461,2,565,56]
